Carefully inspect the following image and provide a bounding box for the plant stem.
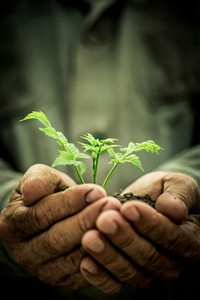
[74,166,85,184]
[102,162,119,188]
[93,146,102,184]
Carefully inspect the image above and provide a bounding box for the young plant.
[20,110,163,188]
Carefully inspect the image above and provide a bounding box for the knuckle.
[104,284,122,295]
[60,273,89,289]
[117,233,136,250]
[66,249,84,270]
[33,202,52,229]
[115,262,152,289]
[117,263,137,282]
[0,202,27,237]
[143,249,180,281]
[62,189,76,214]
[62,187,87,214]
[38,249,86,286]
[77,213,95,233]
[37,260,63,285]
[92,276,122,294]
[47,229,67,254]
[142,246,159,265]
[126,270,152,289]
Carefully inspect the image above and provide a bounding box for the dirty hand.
[80,171,200,294]
[0,163,121,289]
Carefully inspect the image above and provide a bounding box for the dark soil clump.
[114,192,155,208]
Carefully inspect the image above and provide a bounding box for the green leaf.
[20,110,164,187]
[52,152,87,175]
[52,155,75,168]
[65,143,79,157]
[120,154,144,170]
[74,161,87,175]
[20,110,52,127]
[77,153,90,159]
[39,127,60,140]
[121,140,163,154]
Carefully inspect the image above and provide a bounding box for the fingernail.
[104,221,118,234]
[86,188,104,203]
[123,206,141,221]
[98,220,118,234]
[82,260,99,275]
[86,237,105,253]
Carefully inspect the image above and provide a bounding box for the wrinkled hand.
[80,171,200,294]
[0,163,121,289]
[122,171,200,223]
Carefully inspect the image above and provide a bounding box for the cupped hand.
[122,171,200,223]
[0,163,121,289]
[80,171,200,294]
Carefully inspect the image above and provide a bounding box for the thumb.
[19,163,76,205]
[156,173,200,224]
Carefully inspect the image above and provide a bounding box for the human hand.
[80,171,200,294]
[0,163,121,289]
[122,171,200,223]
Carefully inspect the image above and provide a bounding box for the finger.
[0,184,107,242]
[155,172,200,222]
[122,171,165,200]
[121,200,200,264]
[30,184,107,231]
[12,197,121,269]
[37,247,90,289]
[80,255,123,294]
[58,271,90,290]
[81,229,152,289]
[95,209,180,281]
[123,171,200,224]
[17,163,77,205]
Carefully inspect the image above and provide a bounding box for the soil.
[114,192,155,208]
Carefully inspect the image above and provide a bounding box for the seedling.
[20,111,163,188]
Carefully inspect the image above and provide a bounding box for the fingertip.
[85,185,107,203]
[82,229,105,253]
[120,201,145,222]
[156,194,187,224]
[22,177,46,205]
[80,256,99,275]
[80,256,123,294]
[96,210,119,234]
